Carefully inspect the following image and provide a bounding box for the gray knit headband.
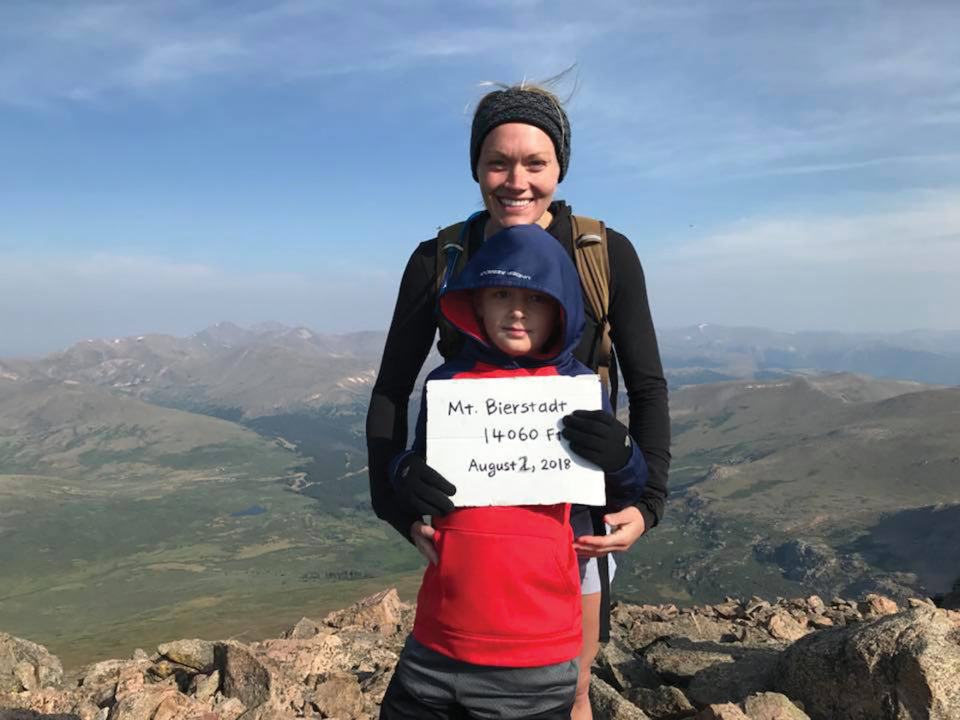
[470,89,571,183]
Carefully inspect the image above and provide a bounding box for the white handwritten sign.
[426,375,605,507]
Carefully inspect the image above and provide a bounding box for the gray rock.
[0,634,63,693]
[741,692,809,720]
[189,670,220,702]
[589,676,651,720]
[216,642,271,710]
[323,588,407,636]
[155,639,215,674]
[687,650,778,707]
[282,617,321,640]
[857,594,899,620]
[308,672,364,719]
[595,641,662,692]
[106,685,199,720]
[643,638,736,685]
[628,616,734,651]
[77,658,128,707]
[624,685,695,720]
[775,607,960,719]
[687,649,777,706]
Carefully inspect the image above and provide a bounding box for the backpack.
[433,213,620,642]
[434,214,617,408]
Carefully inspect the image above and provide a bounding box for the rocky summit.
[2,588,959,720]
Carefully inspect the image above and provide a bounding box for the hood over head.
[439,223,584,364]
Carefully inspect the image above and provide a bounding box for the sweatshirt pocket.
[435,529,579,638]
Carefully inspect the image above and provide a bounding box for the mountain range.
[5,322,960,418]
[1,321,958,667]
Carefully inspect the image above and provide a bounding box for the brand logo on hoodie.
[480,269,532,281]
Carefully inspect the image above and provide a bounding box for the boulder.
[765,612,808,644]
[188,670,220,702]
[595,640,662,692]
[106,685,205,720]
[687,649,778,706]
[589,676,651,720]
[281,617,321,640]
[775,607,960,719]
[0,634,63,693]
[216,643,271,710]
[75,658,128,708]
[624,685,695,720]
[643,638,736,685]
[0,688,90,719]
[741,692,809,720]
[323,588,408,636]
[156,640,216,674]
[627,616,734,651]
[254,634,347,682]
[212,696,247,720]
[308,672,364,719]
[857,594,899,620]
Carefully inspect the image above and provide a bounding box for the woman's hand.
[410,520,439,565]
[572,506,646,558]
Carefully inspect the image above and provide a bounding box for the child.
[380,223,647,720]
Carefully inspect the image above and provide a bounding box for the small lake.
[231,505,267,517]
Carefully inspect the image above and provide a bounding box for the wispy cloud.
[648,188,960,331]
[570,1,960,179]
[0,1,614,105]
[3,1,957,180]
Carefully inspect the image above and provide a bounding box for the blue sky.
[2,0,959,356]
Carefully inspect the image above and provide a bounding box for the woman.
[366,81,670,719]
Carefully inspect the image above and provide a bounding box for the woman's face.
[478,123,560,232]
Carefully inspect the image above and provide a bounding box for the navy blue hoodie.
[392,223,647,667]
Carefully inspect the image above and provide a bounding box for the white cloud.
[647,188,960,332]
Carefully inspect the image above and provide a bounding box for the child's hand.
[561,409,632,473]
[410,520,439,565]
[396,455,457,516]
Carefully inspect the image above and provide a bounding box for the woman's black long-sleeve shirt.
[366,202,670,540]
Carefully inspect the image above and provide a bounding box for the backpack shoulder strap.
[434,222,467,295]
[570,215,613,390]
[572,214,618,645]
[435,221,470,359]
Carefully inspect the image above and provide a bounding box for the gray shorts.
[576,515,617,594]
[380,634,578,719]
[579,554,617,595]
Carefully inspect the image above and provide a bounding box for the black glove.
[394,455,457,517]
[561,409,632,473]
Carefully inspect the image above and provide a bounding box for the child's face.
[474,286,560,356]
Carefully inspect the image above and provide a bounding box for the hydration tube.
[437,210,485,300]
